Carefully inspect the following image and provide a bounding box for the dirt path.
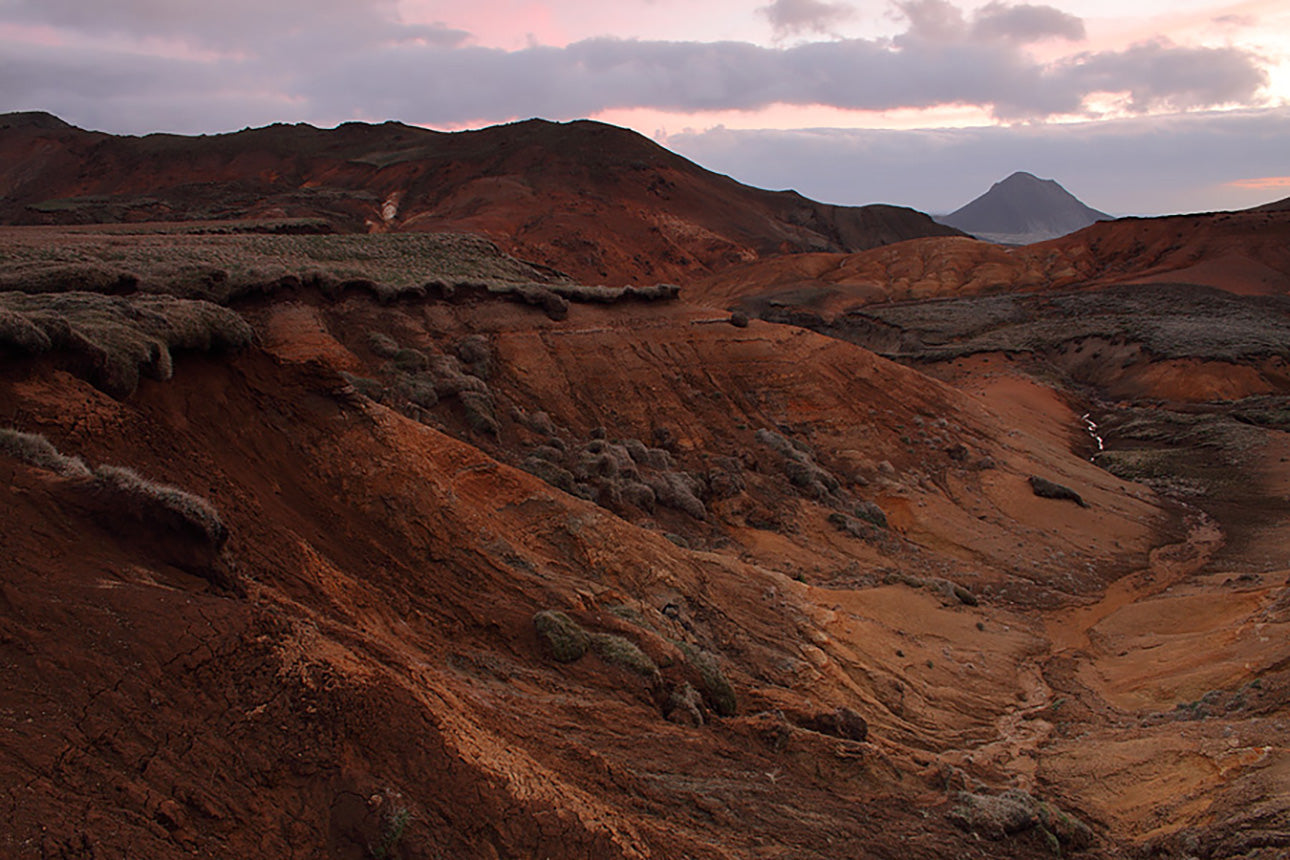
[1045,511,1225,656]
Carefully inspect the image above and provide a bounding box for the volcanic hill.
[0,111,960,285]
[938,171,1112,245]
[2,115,1290,859]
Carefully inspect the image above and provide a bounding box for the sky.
[1,0,1288,214]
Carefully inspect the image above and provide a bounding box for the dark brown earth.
[2,119,1290,860]
[0,112,960,286]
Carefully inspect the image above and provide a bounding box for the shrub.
[590,633,658,676]
[575,443,637,481]
[533,610,590,662]
[948,789,1038,839]
[339,372,386,402]
[92,464,228,549]
[371,806,411,860]
[0,428,91,477]
[366,331,400,358]
[426,355,489,397]
[620,480,656,512]
[390,348,428,372]
[828,511,886,543]
[665,682,705,726]
[516,409,559,437]
[528,444,565,464]
[949,789,1092,850]
[705,457,746,499]
[394,375,438,408]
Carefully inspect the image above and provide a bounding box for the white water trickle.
[1082,412,1104,461]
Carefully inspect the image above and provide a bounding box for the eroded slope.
[3,226,1289,858]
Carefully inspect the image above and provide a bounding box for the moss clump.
[533,610,590,662]
[1028,475,1088,508]
[853,500,887,529]
[459,391,500,436]
[606,604,648,627]
[949,789,1092,851]
[0,428,91,477]
[390,348,428,372]
[590,633,658,676]
[366,331,400,358]
[755,428,840,499]
[455,334,492,378]
[680,644,737,716]
[645,470,706,520]
[339,372,386,402]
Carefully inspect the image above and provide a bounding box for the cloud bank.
[0,0,1271,133]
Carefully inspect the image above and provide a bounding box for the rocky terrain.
[2,116,1289,859]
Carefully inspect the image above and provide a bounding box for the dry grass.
[0,291,253,397]
[0,428,91,477]
[0,227,682,310]
[92,464,228,549]
[0,429,229,552]
[0,230,551,299]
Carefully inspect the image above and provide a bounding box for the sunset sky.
[2,0,1287,214]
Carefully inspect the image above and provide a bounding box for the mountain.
[0,112,961,285]
[1252,194,1290,212]
[937,170,1111,244]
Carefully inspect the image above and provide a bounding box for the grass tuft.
[92,464,228,549]
[0,428,91,477]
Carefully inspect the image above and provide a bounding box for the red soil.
[692,208,1290,312]
[4,277,1288,857]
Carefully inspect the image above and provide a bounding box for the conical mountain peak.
[940,171,1110,244]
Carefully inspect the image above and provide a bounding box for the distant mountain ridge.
[938,171,1111,245]
[0,112,962,285]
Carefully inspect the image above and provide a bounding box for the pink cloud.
[1228,175,1290,189]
